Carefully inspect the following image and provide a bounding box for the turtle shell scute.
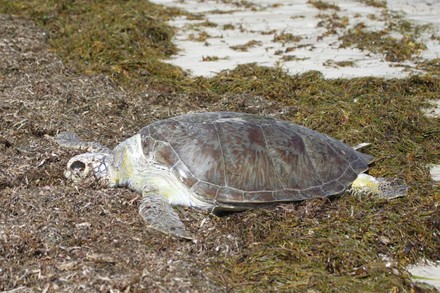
[191,181,219,201]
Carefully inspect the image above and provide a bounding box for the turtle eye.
[70,160,86,172]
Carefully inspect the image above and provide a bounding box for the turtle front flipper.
[55,132,111,154]
[139,191,192,240]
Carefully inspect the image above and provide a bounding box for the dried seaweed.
[0,1,439,292]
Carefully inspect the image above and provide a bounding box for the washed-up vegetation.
[0,0,438,291]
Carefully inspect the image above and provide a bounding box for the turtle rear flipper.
[56,132,111,154]
[139,191,193,240]
[376,177,408,199]
[351,174,408,199]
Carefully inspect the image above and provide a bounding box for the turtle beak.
[64,153,111,185]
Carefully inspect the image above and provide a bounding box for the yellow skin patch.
[350,173,380,195]
[111,147,137,187]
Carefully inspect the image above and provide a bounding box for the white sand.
[151,0,439,79]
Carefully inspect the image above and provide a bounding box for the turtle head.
[65,152,115,187]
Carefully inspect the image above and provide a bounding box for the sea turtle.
[56,112,407,239]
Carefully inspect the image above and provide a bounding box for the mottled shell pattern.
[138,112,373,205]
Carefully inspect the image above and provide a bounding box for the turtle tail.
[360,153,374,164]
